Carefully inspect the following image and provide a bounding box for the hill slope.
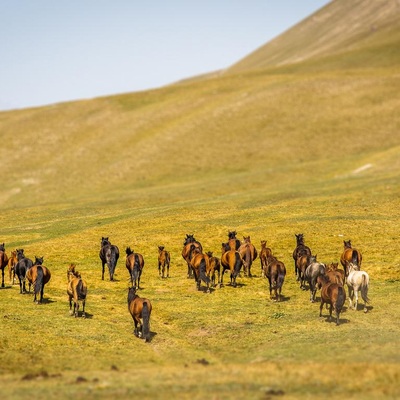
[0,0,399,210]
[226,0,400,72]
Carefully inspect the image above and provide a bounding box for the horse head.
[34,256,44,265]
[343,240,352,249]
[228,231,237,239]
[0,243,5,251]
[16,249,25,260]
[158,246,165,253]
[295,234,305,246]
[101,237,110,247]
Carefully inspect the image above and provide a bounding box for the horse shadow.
[0,285,13,290]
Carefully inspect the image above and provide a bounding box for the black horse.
[99,237,119,281]
[15,249,34,294]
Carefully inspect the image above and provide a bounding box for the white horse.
[346,262,370,312]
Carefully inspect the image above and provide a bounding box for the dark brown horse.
[99,237,120,281]
[182,234,202,278]
[293,234,312,281]
[26,257,51,304]
[318,274,346,325]
[126,247,145,289]
[15,249,34,294]
[7,250,17,285]
[206,251,221,287]
[238,236,258,277]
[227,231,241,250]
[220,243,243,287]
[188,245,211,292]
[127,286,152,342]
[263,255,286,302]
[157,246,170,278]
[0,243,9,288]
[259,240,273,278]
[67,264,87,318]
[340,240,362,277]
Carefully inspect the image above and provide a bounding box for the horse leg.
[319,299,324,317]
[69,296,74,316]
[81,299,86,318]
[354,287,359,311]
[1,268,5,287]
[101,261,105,280]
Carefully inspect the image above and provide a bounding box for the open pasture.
[1,185,399,399]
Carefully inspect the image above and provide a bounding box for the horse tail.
[234,252,242,276]
[361,274,370,303]
[199,258,210,284]
[336,286,345,312]
[35,266,44,296]
[277,270,285,290]
[142,301,151,342]
[77,279,87,300]
[351,250,359,266]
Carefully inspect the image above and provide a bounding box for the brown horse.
[238,236,258,277]
[0,243,9,288]
[7,250,17,285]
[293,234,312,281]
[259,240,273,278]
[296,254,311,290]
[340,240,362,277]
[206,251,221,286]
[99,237,120,281]
[325,262,345,285]
[182,234,202,278]
[188,245,211,292]
[67,264,87,318]
[263,255,286,301]
[157,246,170,278]
[126,247,145,289]
[318,274,346,325]
[26,257,51,304]
[127,286,152,342]
[220,243,243,287]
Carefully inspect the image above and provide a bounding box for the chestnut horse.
[318,274,346,325]
[263,255,286,302]
[206,251,220,287]
[238,236,258,277]
[293,234,312,281]
[220,243,243,287]
[0,243,9,288]
[157,246,170,278]
[7,250,17,285]
[127,286,152,342]
[15,249,33,294]
[126,247,145,289]
[182,234,202,278]
[188,244,211,292]
[26,257,51,304]
[259,240,273,278]
[67,264,87,318]
[340,240,362,277]
[99,237,120,281]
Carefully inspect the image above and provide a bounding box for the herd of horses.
[0,232,371,343]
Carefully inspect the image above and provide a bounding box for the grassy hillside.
[0,0,400,398]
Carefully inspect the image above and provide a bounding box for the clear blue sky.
[0,1,330,111]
